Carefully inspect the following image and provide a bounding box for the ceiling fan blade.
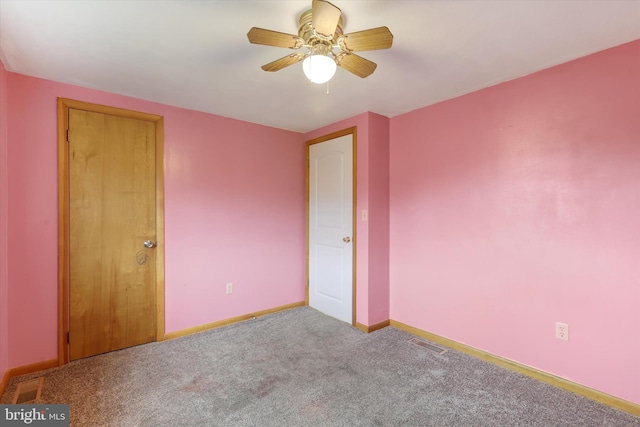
[311,0,341,38]
[261,53,306,72]
[247,27,303,49]
[339,26,393,52]
[336,53,377,78]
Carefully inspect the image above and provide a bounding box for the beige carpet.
[2,307,639,426]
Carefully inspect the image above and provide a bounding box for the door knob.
[343,236,351,243]
[143,240,157,248]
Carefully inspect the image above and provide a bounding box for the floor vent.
[407,337,447,354]
[12,377,44,404]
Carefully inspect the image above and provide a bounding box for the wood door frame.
[305,127,357,326]
[57,98,166,365]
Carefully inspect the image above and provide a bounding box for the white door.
[308,134,354,324]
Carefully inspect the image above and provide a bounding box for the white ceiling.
[1,0,639,133]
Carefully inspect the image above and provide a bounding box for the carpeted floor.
[2,307,639,426]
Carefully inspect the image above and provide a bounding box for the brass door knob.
[343,236,351,243]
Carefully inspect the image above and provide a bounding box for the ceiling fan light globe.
[302,54,337,84]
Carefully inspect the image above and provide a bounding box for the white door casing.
[308,133,354,324]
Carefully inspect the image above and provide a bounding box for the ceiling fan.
[247,0,393,84]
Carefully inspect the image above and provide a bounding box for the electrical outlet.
[226,282,233,294]
[555,322,569,341]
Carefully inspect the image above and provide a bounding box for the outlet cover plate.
[555,322,569,341]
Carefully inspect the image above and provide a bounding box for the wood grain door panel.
[68,109,156,360]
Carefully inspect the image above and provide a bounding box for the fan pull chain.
[326,81,330,95]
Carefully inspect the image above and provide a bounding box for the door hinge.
[66,129,70,143]
[67,332,70,343]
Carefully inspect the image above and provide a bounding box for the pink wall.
[162,107,305,331]
[389,40,640,404]
[305,112,390,326]
[0,59,9,380]
[5,73,306,368]
[366,113,390,325]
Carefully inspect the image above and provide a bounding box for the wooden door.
[68,108,157,360]
[308,132,354,324]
